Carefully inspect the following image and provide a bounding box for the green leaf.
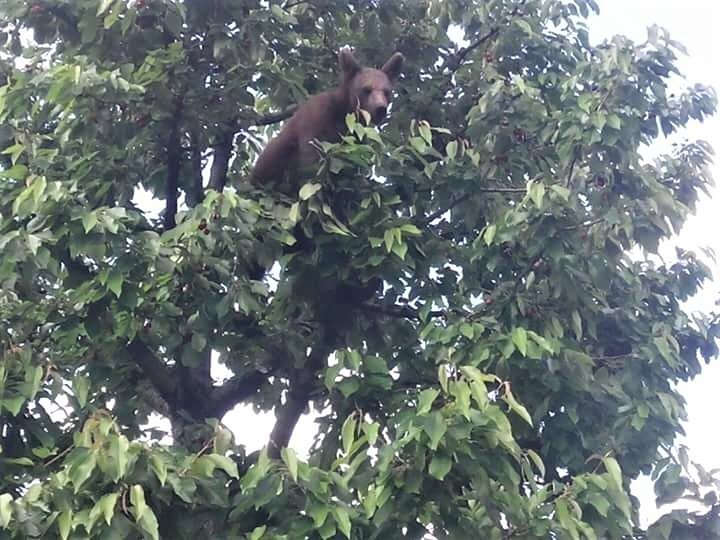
[97,0,114,15]
[571,310,583,340]
[550,185,571,201]
[418,121,432,144]
[429,454,452,480]
[130,484,160,540]
[341,414,356,455]
[58,510,72,540]
[527,181,546,209]
[70,451,97,492]
[438,364,449,393]
[324,362,342,390]
[460,323,474,339]
[511,327,528,356]
[483,224,497,246]
[208,454,240,479]
[391,241,408,260]
[578,93,593,113]
[0,164,28,180]
[383,228,395,252]
[460,366,495,384]
[514,19,533,34]
[603,456,623,490]
[96,493,119,526]
[2,396,25,416]
[2,143,24,165]
[410,136,427,154]
[588,493,610,517]
[104,0,123,29]
[150,455,167,486]
[107,270,123,298]
[445,140,458,161]
[138,509,160,540]
[307,501,330,528]
[109,435,130,482]
[281,447,298,482]
[288,202,301,223]
[423,411,447,450]
[362,422,379,445]
[249,526,267,540]
[130,484,148,519]
[82,211,98,233]
[0,494,12,528]
[190,333,207,352]
[526,449,546,478]
[417,388,439,415]
[333,506,352,539]
[400,223,422,236]
[607,114,622,130]
[73,375,90,408]
[299,182,322,200]
[191,455,216,477]
[503,388,533,426]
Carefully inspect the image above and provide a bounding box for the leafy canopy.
[0,0,719,539]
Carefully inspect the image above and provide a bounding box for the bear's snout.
[372,105,387,123]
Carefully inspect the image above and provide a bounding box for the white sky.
[133,1,720,528]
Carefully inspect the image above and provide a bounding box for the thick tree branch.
[206,370,268,418]
[179,348,213,410]
[268,342,331,458]
[208,135,232,192]
[127,339,178,408]
[205,334,293,418]
[268,392,306,458]
[164,118,181,229]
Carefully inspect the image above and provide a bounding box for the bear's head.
[339,48,404,124]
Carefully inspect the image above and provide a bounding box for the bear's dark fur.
[250,48,404,193]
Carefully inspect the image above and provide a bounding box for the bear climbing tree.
[1,0,719,538]
[251,48,404,193]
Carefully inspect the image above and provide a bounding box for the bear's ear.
[339,48,361,79]
[381,52,404,82]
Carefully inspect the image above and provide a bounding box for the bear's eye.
[362,86,372,95]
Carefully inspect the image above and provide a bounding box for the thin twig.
[558,217,604,231]
[424,186,527,224]
[566,156,577,188]
[236,106,297,130]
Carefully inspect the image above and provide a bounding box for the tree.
[0,0,719,538]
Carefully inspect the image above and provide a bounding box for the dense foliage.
[1,0,719,538]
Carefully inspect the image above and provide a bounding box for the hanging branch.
[187,128,204,206]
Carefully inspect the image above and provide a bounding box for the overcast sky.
[212,1,720,527]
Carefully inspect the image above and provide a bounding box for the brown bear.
[250,48,404,194]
